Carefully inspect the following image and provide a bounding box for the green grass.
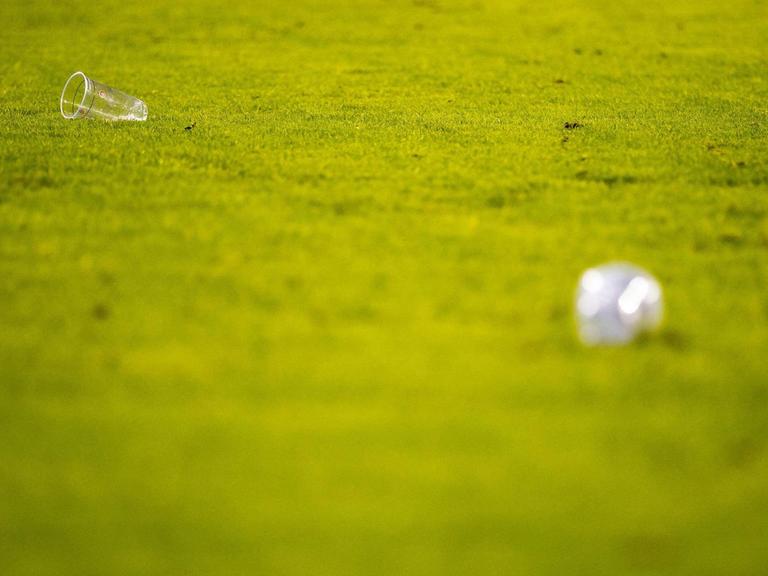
[1,0,768,574]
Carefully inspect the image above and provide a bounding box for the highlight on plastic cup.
[60,71,148,121]
[575,262,664,346]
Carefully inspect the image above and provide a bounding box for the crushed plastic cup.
[60,71,147,121]
[575,263,663,346]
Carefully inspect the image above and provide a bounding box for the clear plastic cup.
[60,71,148,121]
[575,263,664,345]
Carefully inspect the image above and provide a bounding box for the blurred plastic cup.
[60,71,147,121]
[575,263,663,346]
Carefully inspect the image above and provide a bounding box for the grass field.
[2,0,768,574]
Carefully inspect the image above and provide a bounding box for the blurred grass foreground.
[1,0,767,574]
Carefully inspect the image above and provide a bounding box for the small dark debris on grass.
[92,303,110,321]
[554,78,567,84]
[333,202,347,216]
[185,122,196,131]
[564,121,583,130]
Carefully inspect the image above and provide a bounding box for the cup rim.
[60,71,89,119]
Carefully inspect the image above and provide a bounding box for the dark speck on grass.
[91,303,110,321]
[284,275,303,291]
[184,122,196,131]
[554,78,567,84]
[333,202,347,216]
[564,122,583,130]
